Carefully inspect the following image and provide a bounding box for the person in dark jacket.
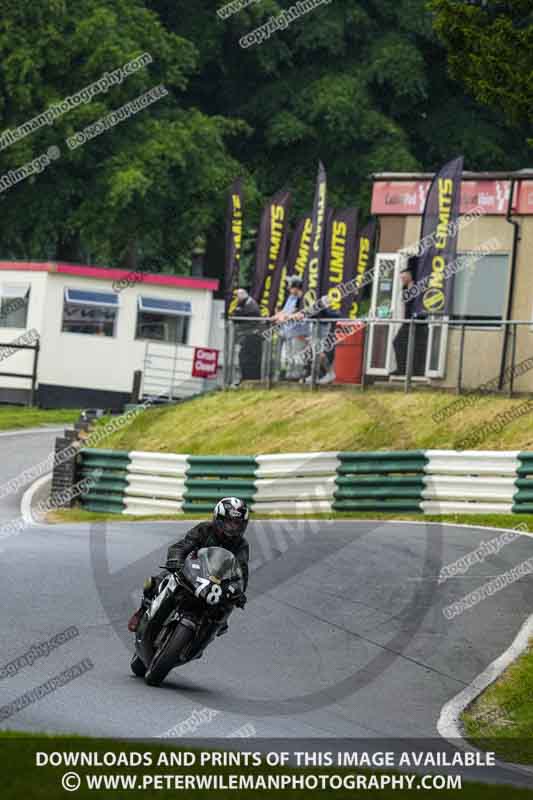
[391,266,428,376]
[392,266,428,377]
[232,289,262,382]
[128,497,250,633]
[233,288,260,320]
[303,295,341,384]
[392,266,416,375]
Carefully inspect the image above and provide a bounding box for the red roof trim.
[0,261,219,291]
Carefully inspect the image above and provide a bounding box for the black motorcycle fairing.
[135,574,180,667]
[181,546,244,605]
[133,546,244,676]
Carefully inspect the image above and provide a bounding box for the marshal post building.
[366,169,533,393]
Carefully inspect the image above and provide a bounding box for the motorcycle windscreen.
[197,546,243,585]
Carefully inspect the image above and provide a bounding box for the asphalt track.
[0,427,64,522]
[0,428,532,787]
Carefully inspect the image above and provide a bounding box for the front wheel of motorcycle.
[145,623,194,687]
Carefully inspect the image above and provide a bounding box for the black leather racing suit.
[164,521,249,591]
[133,522,249,632]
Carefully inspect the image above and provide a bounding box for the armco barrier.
[183,456,258,514]
[333,451,427,513]
[255,454,338,514]
[75,448,533,516]
[255,453,340,478]
[125,452,189,515]
[79,449,131,513]
[512,452,533,514]
[422,450,519,515]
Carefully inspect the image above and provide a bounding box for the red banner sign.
[372,181,430,215]
[371,179,533,216]
[516,180,533,214]
[192,347,219,379]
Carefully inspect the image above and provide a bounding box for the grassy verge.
[1,735,530,797]
[86,388,533,455]
[48,508,533,533]
[462,642,533,765]
[0,406,78,431]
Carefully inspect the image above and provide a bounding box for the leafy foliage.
[0,0,244,269]
[430,0,533,131]
[0,0,529,277]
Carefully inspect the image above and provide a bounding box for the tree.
[0,0,248,268]
[430,0,533,131]
[155,0,530,220]
[0,0,529,279]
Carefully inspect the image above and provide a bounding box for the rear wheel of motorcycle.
[145,624,194,687]
[130,655,147,677]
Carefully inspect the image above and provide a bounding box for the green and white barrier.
[422,450,519,515]
[183,456,258,514]
[79,449,131,513]
[255,454,338,513]
[77,448,533,516]
[333,451,427,513]
[512,452,533,514]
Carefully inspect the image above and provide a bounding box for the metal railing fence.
[224,317,533,396]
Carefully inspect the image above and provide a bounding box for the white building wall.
[0,270,47,392]
[36,274,214,394]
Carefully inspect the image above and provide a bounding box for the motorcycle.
[130,546,245,686]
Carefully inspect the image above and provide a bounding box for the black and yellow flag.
[251,190,292,317]
[342,218,378,318]
[224,177,243,316]
[321,207,358,313]
[303,161,327,309]
[414,156,463,316]
[276,214,312,310]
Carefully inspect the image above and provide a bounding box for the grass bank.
[87,388,533,455]
[462,641,533,765]
[0,406,78,431]
[48,509,533,533]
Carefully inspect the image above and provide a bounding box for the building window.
[0,284,30,328]
[451,252,509,324]
[62,288,119,337]
[135,296,191,344]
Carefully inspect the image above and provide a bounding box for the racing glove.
[235,594,247,609]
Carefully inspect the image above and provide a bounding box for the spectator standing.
[304,296,340,384]
[232,289,262,382]
[270,276,310,380]
[392,266,427,376]
[312,295,341,384]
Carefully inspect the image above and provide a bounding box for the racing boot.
[127,577,158,632]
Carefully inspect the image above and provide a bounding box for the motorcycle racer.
[128,497,250,633]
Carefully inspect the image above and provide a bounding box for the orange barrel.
[333,321,366,384]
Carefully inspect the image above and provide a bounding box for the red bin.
[333,322,366,384]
